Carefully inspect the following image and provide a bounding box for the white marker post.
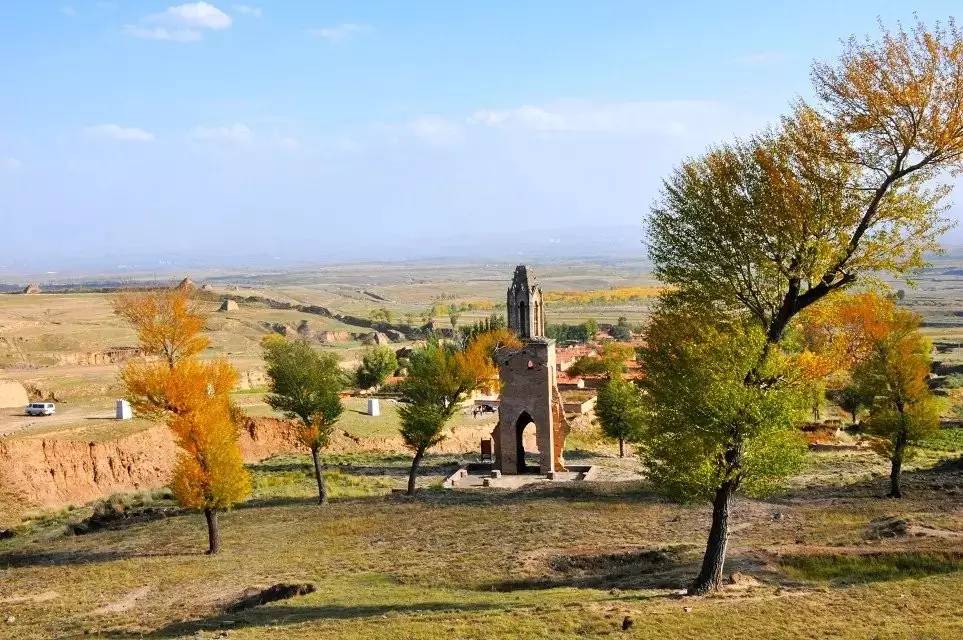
[116,399,133,420]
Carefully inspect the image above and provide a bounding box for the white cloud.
[124,25,203,42]
[83,124,156,142]
[275,136,300,151]
[190,123,252,144]
[61,6,77,17]
[468,100,736,137]
[0,157,22,171]
[126,2,231,42]
[153,2,231,29]
[471,106,567,131]
[233,4,262,18]
[407,116,464,147]
[308,23,370,42]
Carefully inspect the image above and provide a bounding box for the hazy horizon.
[5,1,963,276]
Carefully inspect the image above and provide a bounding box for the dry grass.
[0,446,959,639]
[2,264,963,638]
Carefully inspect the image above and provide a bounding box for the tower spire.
[506,265,545,339]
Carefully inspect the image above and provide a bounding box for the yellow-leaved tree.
[115,288,250,554]
[852,309,939,498]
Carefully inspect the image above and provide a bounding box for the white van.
[25,402,55,416]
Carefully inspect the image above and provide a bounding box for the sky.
[2,1,963,275]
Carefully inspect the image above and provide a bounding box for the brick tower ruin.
[506,265,545,339]
[493,265,569,474]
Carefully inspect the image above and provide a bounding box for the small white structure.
[116,399,133,420]
[367,398,381,417]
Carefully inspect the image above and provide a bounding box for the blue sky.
[2,1,962,274]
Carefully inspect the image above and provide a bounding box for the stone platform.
[443,462,596,490]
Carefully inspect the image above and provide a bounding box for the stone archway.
[514,412,540,473]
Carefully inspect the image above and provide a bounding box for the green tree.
[583,318,599,339]
[461,314,507,344]
[828,385,872,426]
[567,342,634,378]
[262,337,345,504]
[595,377,645,457]
[397,332,516,495]
[643,22,963,593]
[448,304,461,330]
[639,304,809,588]
[355,346,398,390]
[609,324,632,341]
[545,323,589,343]
[853,310,939,498]
[398,402,449,495]
[398,340,476,495]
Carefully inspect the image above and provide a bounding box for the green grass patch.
[249,455,398,501]
[919,427,963,452]
[781,552,963,585]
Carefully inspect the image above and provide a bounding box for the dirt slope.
[0,417,500,522]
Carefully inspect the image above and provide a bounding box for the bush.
[356,346,398,389]
[942,373,963,389]
[546,323,589,343]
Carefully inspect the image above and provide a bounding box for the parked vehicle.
[25,402,56,416]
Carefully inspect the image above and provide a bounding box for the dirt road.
[0,401,117,436]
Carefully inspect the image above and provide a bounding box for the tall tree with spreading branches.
[262,336,345,504]
[116,288,250,554]
[644,21,963,594]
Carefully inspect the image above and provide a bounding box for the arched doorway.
[514,412,540,473]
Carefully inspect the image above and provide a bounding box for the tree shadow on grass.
[251,456,461,478]
[0,548,201,569]
[481,546,795,593]
[560,448,599,461]
[331,462,460,477]
[103,601,502,638]
[771,456,963,505]
[779,551,963,586]
[410,479,662,508]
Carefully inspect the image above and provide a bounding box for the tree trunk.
[889,436,906,499]
[407,447,425,496]
[204,508,220,555]
[618,437,625,458]
[311,446,328,505]
[688,480,736,595]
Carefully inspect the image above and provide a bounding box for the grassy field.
[0,438,959,639]
[1,260,963,638]
[0,261,659,417]
[241,395,497,439]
